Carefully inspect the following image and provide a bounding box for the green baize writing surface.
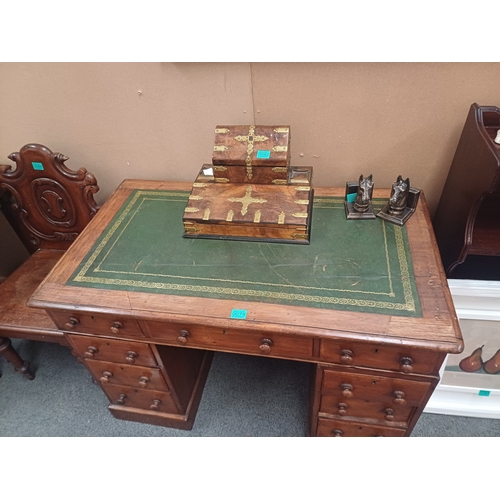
[68,190,421,317]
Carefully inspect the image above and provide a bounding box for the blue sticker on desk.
[230,309,247,319]
[256,150,271,159]
[346,192,357,203]
[32,162,44,171]
[478,390,491,397]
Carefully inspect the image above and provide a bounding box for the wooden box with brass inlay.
[182,182,313,244]
[212,125,290,167]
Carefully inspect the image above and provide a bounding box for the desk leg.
[0,337,35,380]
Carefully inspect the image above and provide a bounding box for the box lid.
[212,125,290,167]
[183,182,312,243]
[183,182,311,226]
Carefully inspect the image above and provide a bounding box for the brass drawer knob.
[116,394,127,405]
[341,383,354,398]
[340,349,354,364]
[177,329,190,344]
[125,351,138,364]
[110,321,123,335]
[84,346,98,359]
[399,356,414,373]
[384,408,395,421]
[100,371,112,383]
[337,403,349,416]
[332,429,344,437]
[65,317,79,330]
[150,399,161,411]
[139,376,150,388]
[259,338,273,354]
[393,390,407,406]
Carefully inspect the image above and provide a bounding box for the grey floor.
[0,338,499,437]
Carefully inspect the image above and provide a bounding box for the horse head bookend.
[387,175,410,215]
[376,175,420,226]
[345,174,376,219]
[354,174,374,213]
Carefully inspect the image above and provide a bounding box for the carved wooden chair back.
[0,144,100,380]
[0,143,99,254]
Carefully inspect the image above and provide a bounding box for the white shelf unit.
[424,279,500,419]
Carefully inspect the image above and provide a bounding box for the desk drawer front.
[51,310,145,338]
[104,384,178,414]
[320,339,442,375]
[320,396,414,423]
[321,369,432,406]
[316,418,406,437]
[67,335,157,367]
[85,359,169,391]
[143,321,314,360]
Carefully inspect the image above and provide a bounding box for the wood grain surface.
[29,180,463,354]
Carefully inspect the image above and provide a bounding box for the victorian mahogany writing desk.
[29,179,463,436]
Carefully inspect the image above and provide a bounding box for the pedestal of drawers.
[66,333,213,430]
[309,360,440,437]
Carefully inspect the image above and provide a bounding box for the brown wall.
[1,62,499,277]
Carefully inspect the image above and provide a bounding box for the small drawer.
[67,335,158,367]
[321,369,433,407]
[316,418,406,437]
[320,339,443,375]
[319,396,415,424]
[142,321,314,361]
[85,359,169,391]
[50,310,145,338]
[104,384,178,414]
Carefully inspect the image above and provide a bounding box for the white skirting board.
[424,279,500,419]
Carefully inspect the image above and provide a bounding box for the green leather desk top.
[68,189,422,317]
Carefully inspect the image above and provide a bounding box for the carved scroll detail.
[0,143,100,252]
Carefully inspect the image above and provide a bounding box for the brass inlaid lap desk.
[29,180,463,436]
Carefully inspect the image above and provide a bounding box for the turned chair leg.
[0,337,35,380]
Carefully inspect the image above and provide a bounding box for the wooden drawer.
[67,335,158,367]
[320,339,443,375]
[142,321,314,360]
[321,369,433,407]
[316,418,406,437]
[85,359,169,391]
[104,384,178,414]
[50,310,145,338]
[319,396,415,423]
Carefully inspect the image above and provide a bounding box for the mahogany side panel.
[432,103,500,275]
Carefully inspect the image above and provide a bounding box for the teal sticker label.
[32,162,44,171]
[346,192,357,203]
[230,309,247,319]
[256,150,271,159]
[478,390,491,397]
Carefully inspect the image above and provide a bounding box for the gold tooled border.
[72,191,417,312]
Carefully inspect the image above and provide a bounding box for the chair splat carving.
[0,143,99,253]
